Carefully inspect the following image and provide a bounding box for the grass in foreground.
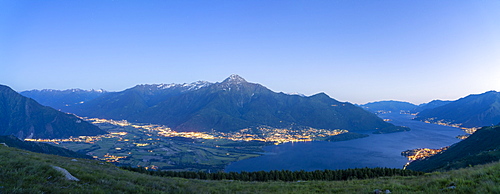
[1,145,499,193]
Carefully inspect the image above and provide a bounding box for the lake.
[225,112,467,172]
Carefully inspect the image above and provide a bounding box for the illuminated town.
[213,127,347,144]
[23,116,475,171]
[103,153,128,163]
[25,132,128,144]
[401,147,449,169]
[79,118,348,144]
[422,118,479,135]
[23,117,350,170]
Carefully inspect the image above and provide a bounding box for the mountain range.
[4,75,500,178]
[20,75,404,133]
[414,91,500,128]
[411,100,451,113]
[0,84,106,139]
[16,75,500,134]
[361,100,417,113]
[21,89,106,111]
[64,81,213,121]
[360,91,500,128]
[360,100,452,114]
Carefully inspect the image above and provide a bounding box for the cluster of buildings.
[422,119,478,135]
[86,118,349,144]
[24,132,128,144]
[402,147,449,169]
[214,127,348,144]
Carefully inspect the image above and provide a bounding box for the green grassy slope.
[1,145,499,193]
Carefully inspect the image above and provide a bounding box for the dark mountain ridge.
[139,76,396,132]
[361,100,453,114]
[361,100,417,113]
[40,75,403,133]
[65,81,213,120]
[20,88,106,111]
[0,84,106,139]
[414,91,500,128]
[412,100,451,113]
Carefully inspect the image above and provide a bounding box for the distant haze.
[1,1,499,104]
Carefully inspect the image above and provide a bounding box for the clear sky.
[1,1,499,104]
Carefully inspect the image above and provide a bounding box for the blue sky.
[1,1,499,104]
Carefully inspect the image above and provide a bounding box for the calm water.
[225,113,467,172]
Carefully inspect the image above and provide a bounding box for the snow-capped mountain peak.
[222,74,247,84]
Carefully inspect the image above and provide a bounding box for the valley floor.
[1,146,499,193]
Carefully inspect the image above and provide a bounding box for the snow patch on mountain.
[154,81,213,91]
[222,74,247,84]
[285,92,307,97]
[25,88,107,93]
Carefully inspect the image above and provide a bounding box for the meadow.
[1,145,499,193]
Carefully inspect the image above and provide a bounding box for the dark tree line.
[121,166,424,182]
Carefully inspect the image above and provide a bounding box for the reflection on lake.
[225,113,467,172]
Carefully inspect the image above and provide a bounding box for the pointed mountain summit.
[219,74,252,91]
[222,74,247,84]
[54,75,402,133]
[0,85,106,139]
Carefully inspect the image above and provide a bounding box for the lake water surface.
[225,113,467,172]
